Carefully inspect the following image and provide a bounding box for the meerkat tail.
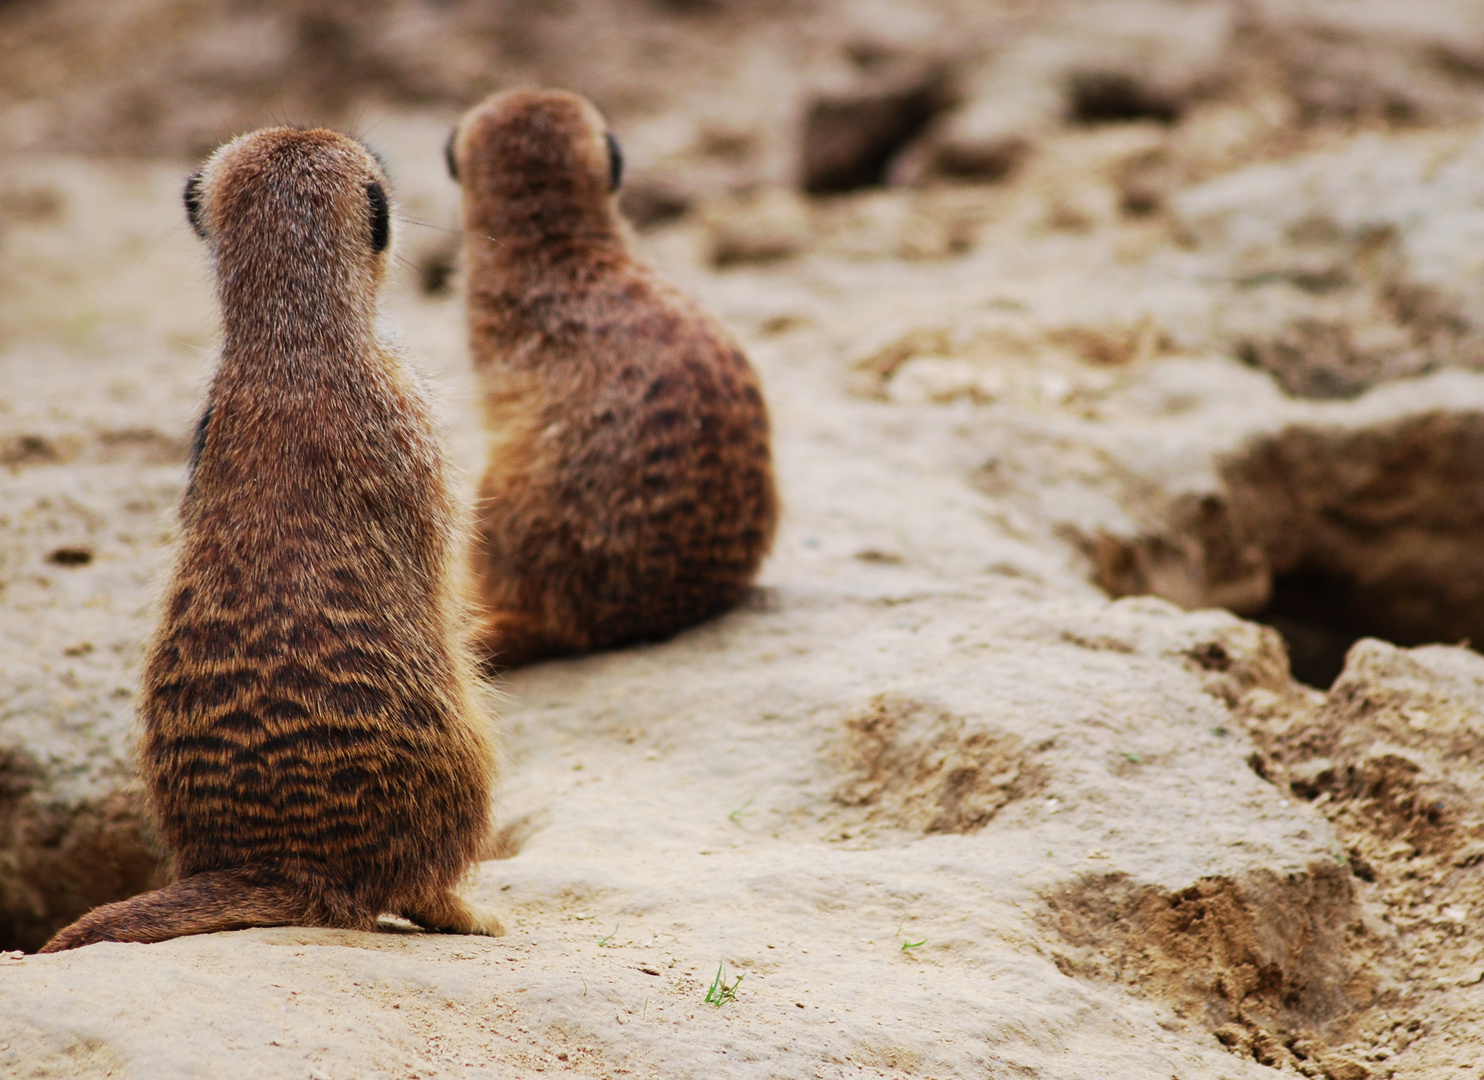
[37,871,311,953]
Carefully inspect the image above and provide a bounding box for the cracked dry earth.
[10,77,1484,1080]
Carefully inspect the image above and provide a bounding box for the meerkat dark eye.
[605,132,623,193]
[444,127,459,183]
[183,170,206,238]
[366,181,390,253]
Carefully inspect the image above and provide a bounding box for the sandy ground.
[8,2,1484,1078]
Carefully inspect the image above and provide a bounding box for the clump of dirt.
[1043,860,1369,1072]
[1231,299,1468,403]
[1245,641,1484,881]
[826,693,1043,843]
[1067,70,1185,127]
[848,308,1169,405]
[800,58,956,194]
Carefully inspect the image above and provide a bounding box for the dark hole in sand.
[1258,568,1375,690]
[1208,414,1484,689]
[1257,564,1479,690]
[1089,411,1484,691]
[1068,72,1182,126]
[46,547,93,567]
[801,71,952,194]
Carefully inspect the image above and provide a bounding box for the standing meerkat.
[448,89,779,669]
[40,127,502,952]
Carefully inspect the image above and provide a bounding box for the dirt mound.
[826,693,1044,843]
[1044,861,1367,1072]
[1231,640,1484,1074]
[1040,628,1484,1077]
[1247,640,1484,869]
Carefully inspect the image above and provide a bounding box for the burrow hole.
[1097,412,1484,688]
[1067,71,1184,126]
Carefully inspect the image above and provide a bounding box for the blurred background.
[6,1,1484,167]
[5,0,1484,227]
[6,0,1484,386]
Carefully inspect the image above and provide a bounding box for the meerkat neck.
[465,188,623,254]
[465,231,624,294]
[217,264,376,364]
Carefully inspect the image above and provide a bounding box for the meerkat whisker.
[391,213,508,250]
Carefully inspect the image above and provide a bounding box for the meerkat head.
[447,89,624,243]
[184,127,393,328]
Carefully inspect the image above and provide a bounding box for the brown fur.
[449,89,779,669]
[40,128,501,952]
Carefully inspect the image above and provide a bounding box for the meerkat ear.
[367,181,390,253]
[184,170,207,238]
[444,127,459,183]
[605,132,623,193]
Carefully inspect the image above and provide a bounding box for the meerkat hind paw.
[403,894,506,937]
[465,906,507,937]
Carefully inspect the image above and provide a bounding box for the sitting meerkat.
[447,88,779,669]
[41,126,501,952]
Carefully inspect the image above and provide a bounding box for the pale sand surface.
[7,4,1484,1078]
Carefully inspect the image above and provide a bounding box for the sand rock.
[0,330,206,951]
[2,573,1352,1077]
[1235,638,1484,1074]
[0,458,173,952]
[1174,131,1484,396]
[699,186,813,267]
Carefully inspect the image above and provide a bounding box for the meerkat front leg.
[402,890,507,937]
